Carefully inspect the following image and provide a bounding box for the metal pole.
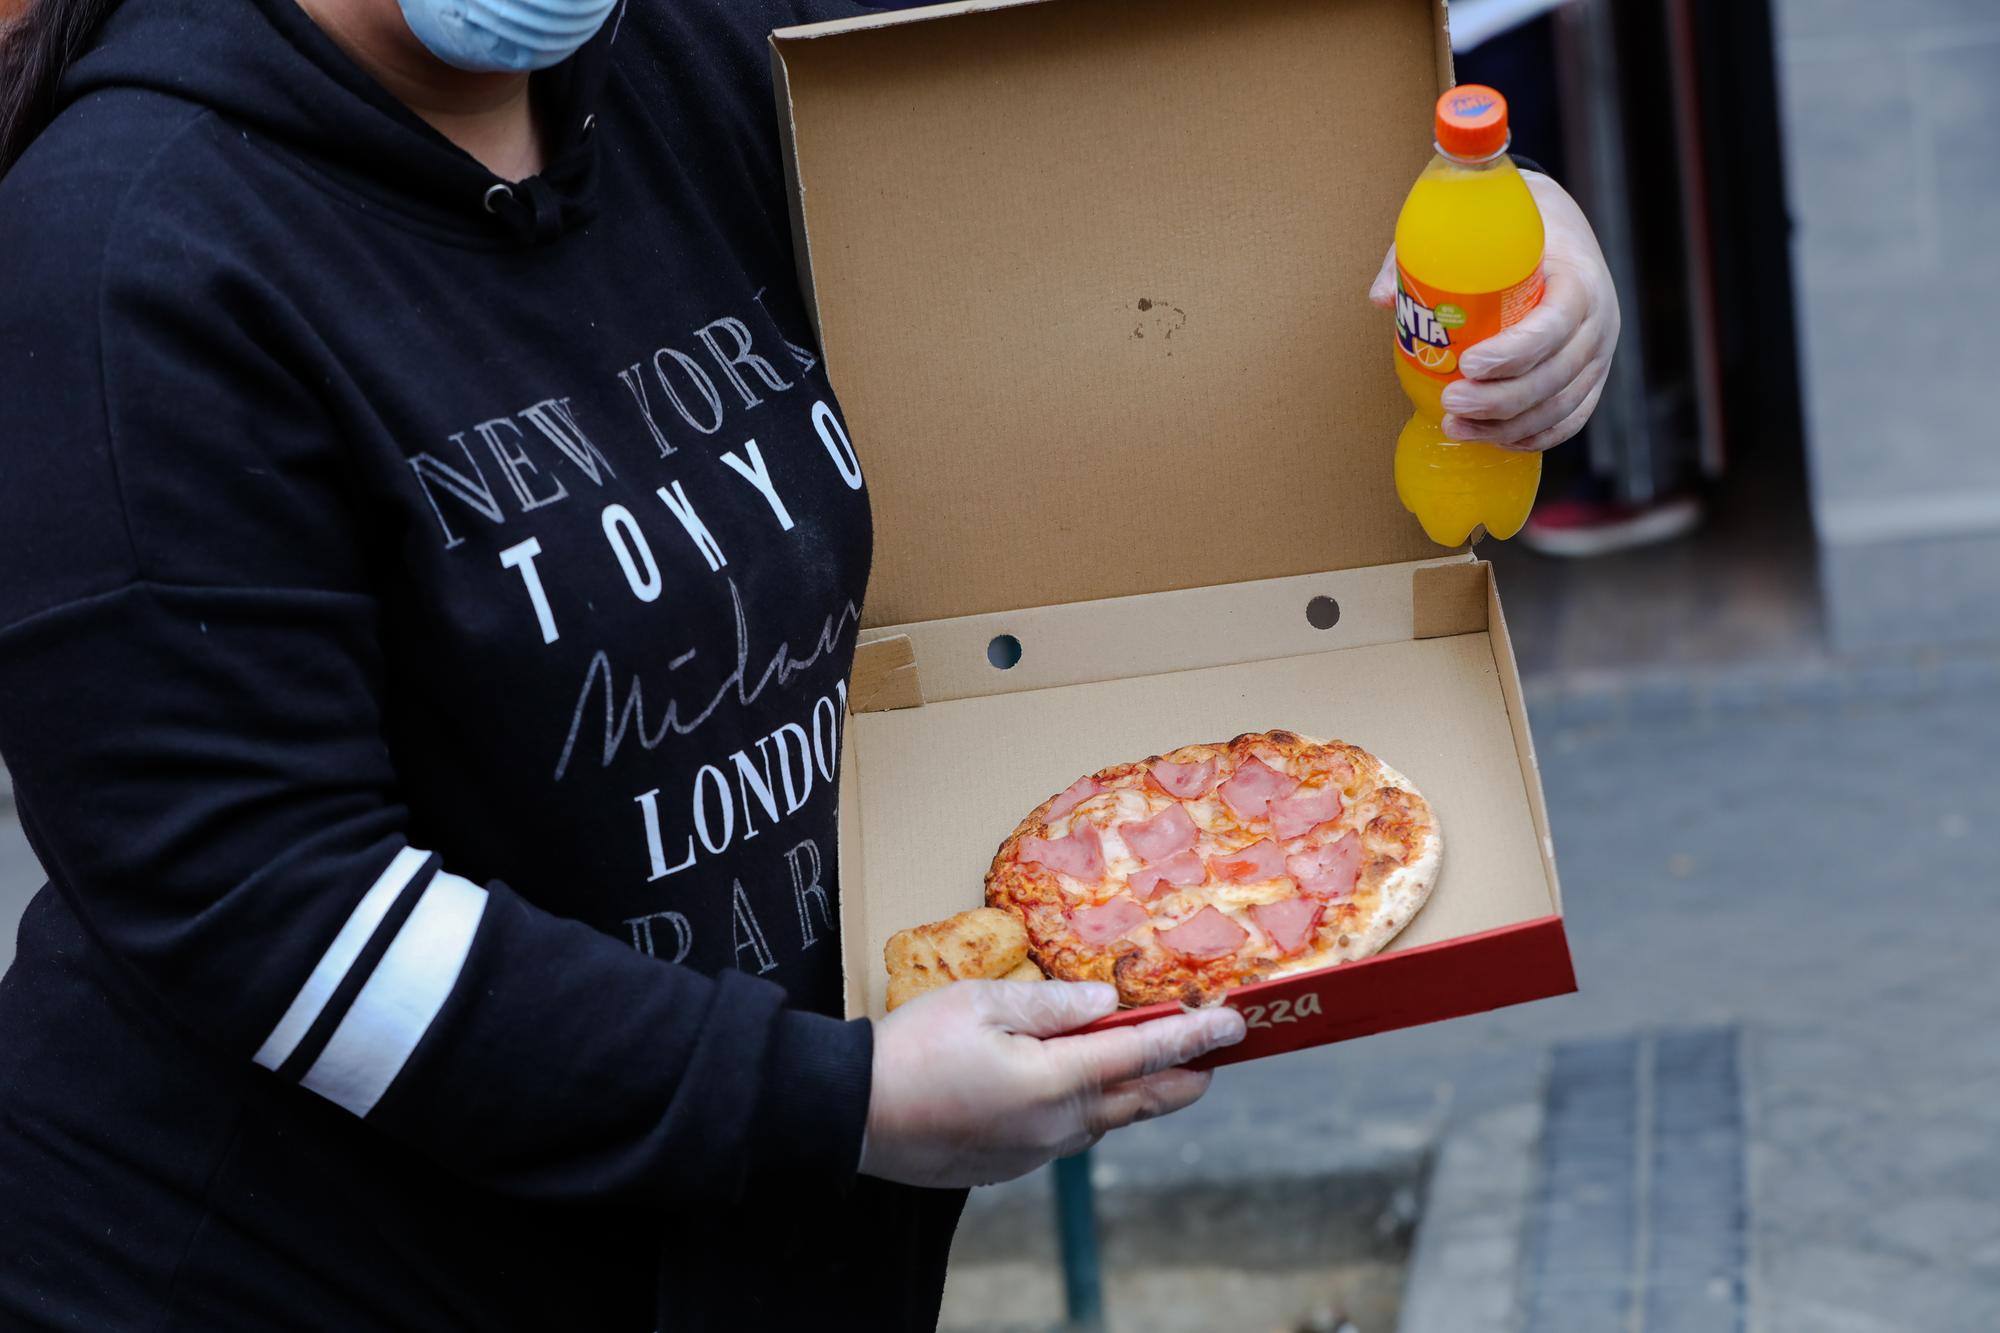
[1664,0,1728,480]
[1052,1149,1106,1331]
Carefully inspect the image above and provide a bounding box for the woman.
[0,0,1617,1328]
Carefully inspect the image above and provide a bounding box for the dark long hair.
[1,0,123,176]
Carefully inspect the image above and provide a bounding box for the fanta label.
[1394,263,1545,383]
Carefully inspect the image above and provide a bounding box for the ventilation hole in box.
[1306,596,1341,630]
[987,634,1023,670]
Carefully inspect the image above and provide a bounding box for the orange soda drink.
[1392,84,1546,545]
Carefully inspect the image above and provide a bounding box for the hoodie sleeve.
[0,120,870,1209]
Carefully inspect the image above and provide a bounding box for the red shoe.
[1519,494,1702,557]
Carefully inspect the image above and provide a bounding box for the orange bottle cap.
[1436,84,1509,160]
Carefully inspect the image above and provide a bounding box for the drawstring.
[523,177,563,241]
[480,174,581,243]
[477,117,599,243]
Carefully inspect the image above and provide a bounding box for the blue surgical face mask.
[398,0,620,73]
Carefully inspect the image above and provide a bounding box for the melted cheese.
[1097,828,1141,888]
[1205,878,1296,913]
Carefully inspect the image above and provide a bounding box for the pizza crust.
[1262,757,1440,979]
[1266,830,1440,978]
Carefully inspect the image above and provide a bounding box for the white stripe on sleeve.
[300,871,489,1118]
[253,845,432,1072]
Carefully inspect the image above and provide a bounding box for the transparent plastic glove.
[1368,171,1620,451]
[859,979,1247,1189]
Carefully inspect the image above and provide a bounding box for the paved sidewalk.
[1521,652,2000,1329]
[0,775,37,977]
[1397,655,2000,1329]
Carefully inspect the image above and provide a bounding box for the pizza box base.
[837,557,1574,1062]
[771,0,1577,1061]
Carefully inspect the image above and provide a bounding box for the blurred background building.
[1776,0,2000,652]
[1458,0,1997,664]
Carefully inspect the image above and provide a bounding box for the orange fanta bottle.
[1392,85,1546,545]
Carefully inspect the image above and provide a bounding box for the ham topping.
[1218,757,1301,820]
[1149,756,1219,799]
[1269,786,1343,841]
[1129,850,1207,902]
[1250,896,1325,956]
[1021,825,1107,882]
[1286,831,1362,899]
[1047,776,1102,821]
[1209,838,1289,883]
[1071,896,1150,945]
[1120,804,1199,864]
[1156,906,1250,960]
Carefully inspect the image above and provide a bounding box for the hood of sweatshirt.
[63,0,616,242]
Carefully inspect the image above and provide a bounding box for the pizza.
[984,730,1441,1007]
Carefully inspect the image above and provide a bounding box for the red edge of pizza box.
[771,0,1576,1067]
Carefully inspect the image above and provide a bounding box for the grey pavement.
[0,777,38,976]
[1429,655,2000,1330]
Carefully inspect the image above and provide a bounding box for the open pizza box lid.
[772,0,1574,1061]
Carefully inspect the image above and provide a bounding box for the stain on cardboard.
[1131,296,1188,344]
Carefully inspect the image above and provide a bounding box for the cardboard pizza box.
[771,0,1575,1066]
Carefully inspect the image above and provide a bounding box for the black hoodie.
[0,0,964,1327]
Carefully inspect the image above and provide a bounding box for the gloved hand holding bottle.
[1368,86,1621,546]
